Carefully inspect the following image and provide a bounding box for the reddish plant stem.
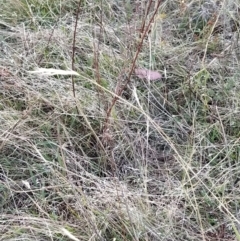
[71,0,82,99]
[139,0,154,37]
[102,0,162,134]
[93,0,106,110]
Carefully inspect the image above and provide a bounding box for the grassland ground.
[0,0,240,240]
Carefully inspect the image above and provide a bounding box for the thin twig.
[37,19,59,65]
[71,0,82,99]
[102,0,162,134]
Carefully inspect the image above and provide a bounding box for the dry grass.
[0,0,240,240]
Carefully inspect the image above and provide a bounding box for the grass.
[0,0,240,240]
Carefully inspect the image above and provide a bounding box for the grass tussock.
[0,0,240,240]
